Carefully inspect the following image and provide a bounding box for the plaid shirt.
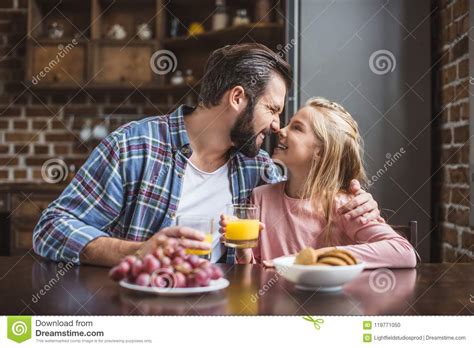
[33,105,283,264]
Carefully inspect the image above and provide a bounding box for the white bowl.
[273,256,365,292]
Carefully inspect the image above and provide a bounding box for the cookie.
[317,256,348,266]
[321,250,357,265]
[294,247,317,265]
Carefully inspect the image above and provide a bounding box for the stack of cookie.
[294,247,358,266]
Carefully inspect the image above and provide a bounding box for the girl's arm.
[338,217,418,269]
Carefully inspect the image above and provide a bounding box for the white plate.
[273,256,365,292]
[119,278,230,297]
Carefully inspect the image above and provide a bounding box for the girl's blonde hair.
[301,97,367,245]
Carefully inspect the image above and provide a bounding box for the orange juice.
[186,234,212,256]
[225,219,260,248]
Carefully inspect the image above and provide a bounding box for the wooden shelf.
[163,22,284,49]
[27,82,199,92]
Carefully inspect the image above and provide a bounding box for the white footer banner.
[0,316,472,347]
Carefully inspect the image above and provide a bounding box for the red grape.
[123,255,138,268]
[174,272,186,288]
[161,256,171,267]
[143,254,161,273]
[108,265,126,281]
[109,244,224,288]
[210,265,223,280]
[136,273,151,286]
[131,259,143,278]
[187,255,200,268]
[172,256,184,266]
[175,261,192,275]
[195,269,210,287]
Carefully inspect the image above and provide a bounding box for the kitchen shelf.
[163,23,284,49]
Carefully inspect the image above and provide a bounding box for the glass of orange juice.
[225,204,260,248]
[176,215,213,260]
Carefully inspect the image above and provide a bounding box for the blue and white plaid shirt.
[33,105,283,264]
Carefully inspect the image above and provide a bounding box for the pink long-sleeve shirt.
[248,182,417,269]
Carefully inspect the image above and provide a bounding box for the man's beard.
[230,103,260,157]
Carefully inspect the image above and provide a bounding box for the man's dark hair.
[198,43,292,108]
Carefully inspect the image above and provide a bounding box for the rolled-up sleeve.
[33,132,125,264]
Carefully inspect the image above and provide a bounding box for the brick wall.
[432,0,474,262]
[0,1,183,183]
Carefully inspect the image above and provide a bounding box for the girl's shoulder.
[251,182,286,201]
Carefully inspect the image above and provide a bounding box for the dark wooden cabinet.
[0,185,65,255]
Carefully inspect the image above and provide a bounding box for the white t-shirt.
[175,159,232,262]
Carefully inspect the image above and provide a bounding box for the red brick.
[449,166,469,184]
[442,225,459,247]
[12,119,28,130]
[31,119,49,130]
[13,169,27,180]
[53,145,70,155]
[453,0,468,19]
[45,133,75,142]
[455,80,469,99]
[461,231,474,249]
[25,105,58,117]
[0,145,9,154]
[64,106,98,118]
[0,157,18,166]
[442,65,457,84]
[459,102,469,120]
[441,147,462,164]
[442,85,455,104]
[0,170,8,180]
[0,106,21,117]
[451,187,470,205]
[50,120,67,130]
[33,145,49,155]
[4,133,39,142]
[447,207,469,226]
[24,157,53,166]
[457,59,468,78]
[13,144,30,154]
[441,128,452,143]
[453,125,469,143]
[443,245,457,262]
[452,36,468,59]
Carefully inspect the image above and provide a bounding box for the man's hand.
[135,226,211,259]
[338,179,384,224]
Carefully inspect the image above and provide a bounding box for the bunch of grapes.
[108,243,223,288]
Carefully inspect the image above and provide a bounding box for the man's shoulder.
[235,150,285,184]
[235,149,272,165]
[109,114,172,149]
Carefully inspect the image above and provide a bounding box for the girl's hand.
[218,214,265,244]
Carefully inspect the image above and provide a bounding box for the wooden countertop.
[0,254,473,315]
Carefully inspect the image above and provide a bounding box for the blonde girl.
[220,97,417,268]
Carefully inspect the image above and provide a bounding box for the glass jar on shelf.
[233,9,250,26]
